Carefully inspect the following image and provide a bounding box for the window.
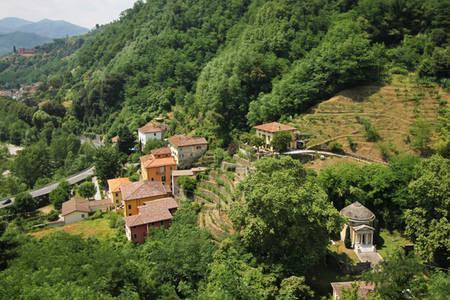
[129,213,132,216]
[161,176,166,182]
[133,234,137,238]
[151,177,154,181]
[81,214,85,218]
[115,192,119,197]
[160,221,164,226]
[128,204,131,209]
[153,133,156,136]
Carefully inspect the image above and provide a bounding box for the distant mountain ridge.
[0,17,89,54]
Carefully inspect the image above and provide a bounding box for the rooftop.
[107,177,131,193]
[151,146,172,157]
[331,281,375,299]
[254,122,296,133]
[61,197,113,216]
[140,154,177,169]
[168,135,208,147]
[340,201,375,222]
[125,197,178,227]
[138,121,168,134]
[120,180,167,201]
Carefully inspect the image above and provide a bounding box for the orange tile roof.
[254,122,296,133]
[140,154,176,169]
[138,121,168,134]
[120,180,167,201]
[151,146,172,156]
[168,135,208,147]
[107,177,132,193]
[125,197,178,227]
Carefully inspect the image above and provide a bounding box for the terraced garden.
[291,75,449,162]
[195,169,238,241]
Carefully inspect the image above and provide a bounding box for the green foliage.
[271,131,292,152]
[357,116,381,142]
[49,181,71,210]
[143,139,166,154]
[12,192,36,214]
[276,276,314,300]
[77,181,96,199]
[410,119,433,156]
[116,126,135,154]
[404,155,449,266]
[328,142,344,154]
[177,176,197,198]
[46,210,59,222]
[344,225,352,249]
[94,147,123,185]
[347,136,357,152]
[233,156,343,273]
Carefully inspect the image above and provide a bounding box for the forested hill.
[0,0,448,145]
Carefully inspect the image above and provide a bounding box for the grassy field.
[377,230,412,259]
[291,75,449,162]
[31,217,117,240]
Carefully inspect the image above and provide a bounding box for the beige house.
[107,177,131,208]
[168,135,208,168]
[138,121,168,150]
[61,196,113,225]
[254,122,297,151]
[340,201,376,252]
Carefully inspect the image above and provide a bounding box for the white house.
[138,121,168,150]
[61,196,113,225]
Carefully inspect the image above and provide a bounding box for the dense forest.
[0,0,449,299]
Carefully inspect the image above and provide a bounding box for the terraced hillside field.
[292,75,449,162]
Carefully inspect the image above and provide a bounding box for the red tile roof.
[125,197,178,227]
[107,177,131,193]
[140,154,176,169]
[168,135,208,147]
[138,121,168,134]
[61,197,90,216]
[151,146,172,157]
[120,180,167,201]
[254,122,296,133]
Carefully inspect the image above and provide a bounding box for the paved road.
[0,167,95,209]
[284,149,387,165]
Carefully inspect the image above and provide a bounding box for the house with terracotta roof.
[107,177,131,207]
[61,196,113,224]
[125,197,178,243]
[120,180,169,217]
[331,281,375,300]
[168,135,208,168]
[140,150,177,191]
[254,122,297,151]
[138,121,168,150]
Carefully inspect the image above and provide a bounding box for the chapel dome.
[340,201,375,222]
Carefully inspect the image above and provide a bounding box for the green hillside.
[0,0,447,145]
[0,31,51,54]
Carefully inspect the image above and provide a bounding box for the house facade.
[340,201,376,252]
[140,147,177,191]
[125,197,178,243]
[61,197,113,224]
[138,121,168,150]
[119,180,169,216]
[253,122,297,151]
[107,177,131,207]
[168,135,208,169]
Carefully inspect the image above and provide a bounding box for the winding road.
[0,167,95,209]
[284,149,387,165]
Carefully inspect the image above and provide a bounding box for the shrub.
[46,210,60,222]
[347,136,357,152]
[344,225,352,249]
[357,117,380,142]
[178,176,197,198]
[328,142,344,154]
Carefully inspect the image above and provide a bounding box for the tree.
[94,147,123,185]
[277,276,314,300]
[177,176,197,198]
[344,225,352,249]
[12,192,36,214]
[233,156,343,273]
[78,182,96,199]
[12,142,52,188]
[143,139,166,154]
[404,155,449,266]
[117,126,135,154]
[271,131,292,152]
[364,251,426,300]
[49,181,71,210]
[410,119,433,156]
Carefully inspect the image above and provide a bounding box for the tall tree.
[94,147,123,185]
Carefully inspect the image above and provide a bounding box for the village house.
[140,147,177,191]
[61,196,113,225]
[330,281,375,300]
[254,122,297,151]
[171,167,208,195]
[340,201,376,252]
[107,177,131,208]
[120,180,169,217]
[168,135,208,168]
[125,197,178,243]
[17,48,36,57]
[138,121,168,150]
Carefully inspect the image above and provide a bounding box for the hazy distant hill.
[15,19,89,39]
[0,17,88,54]
[0,17,33,33]
[0,31,51,54]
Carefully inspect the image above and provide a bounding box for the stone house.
[61,196,113,225]
[168,135,208,168]
[253,122,297,151]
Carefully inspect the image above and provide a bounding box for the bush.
[347,136,357,152]
[328,142,344,154]
[77,181,96,199]
[357,117,380,142]
[344,225,352,249]
[89,209,103,220]
[46,210,60,222]
[178,176,197,198]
